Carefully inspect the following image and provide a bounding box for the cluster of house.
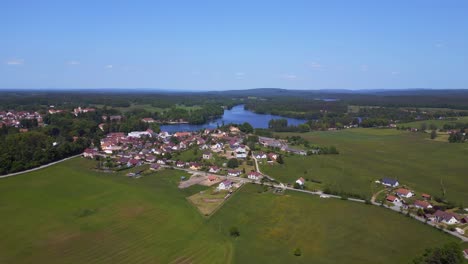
[73,107,96,116]
[381,178,468,226]
[259,136,308,155]
[0,110,43,128]
[83,127,255,171]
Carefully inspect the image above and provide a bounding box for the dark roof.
[382,178,398,185]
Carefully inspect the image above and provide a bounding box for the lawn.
[0,157,463,263]
[262,128,468,204]
[187,188,228,216]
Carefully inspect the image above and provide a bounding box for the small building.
[209,166,220,173]
[202,151,213,160]
[227,169,241,177]
[253,152,267,159]
[381,178,399,187]
[421,193,431,200]
[247,171,263,181]
[396,188,414,198]
[433,210,460,225]
[386,195,401,204]
[189,162,201,170]
[295,177,305,186]
[176,161,186,168]
[82,148,98,159]
[208,175,218,182]
[414,200,432,209]
[150,164,160,171]
[218,180,233,190]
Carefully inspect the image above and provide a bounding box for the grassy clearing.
[262,128,468,203]
[0,157,463,263]
[187,188,228,216]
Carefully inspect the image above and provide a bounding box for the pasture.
[262,128,468,204]
[0,157,462,263]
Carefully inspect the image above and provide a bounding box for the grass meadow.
[262,128,468,204]
[0,157,462,263]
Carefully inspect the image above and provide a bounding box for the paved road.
[0,154,82,179]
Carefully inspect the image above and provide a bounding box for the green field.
[0,158,462,263]
[399,116,468,129]
[263,128,468,204]
[92,103,202,114]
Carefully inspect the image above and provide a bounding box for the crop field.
[0,157,462,263]
[263,128,468,204]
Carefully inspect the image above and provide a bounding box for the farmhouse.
[433,210,460,225]
[176,161,186,168]
[396,188,414,198]
[247,171,263,181]
[189,162,201,170]
[295,177,305,186]
[386,195,401,204]
[381,178,399,187]
[218,180,233,190]
[413,200,432,209]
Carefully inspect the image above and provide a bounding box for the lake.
[160,104,306,133]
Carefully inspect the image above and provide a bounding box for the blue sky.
[1,0,467,90]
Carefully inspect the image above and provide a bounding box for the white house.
[295,177,305,186]
[396,188,414,198]
[253,152,267,159]
[218,180,233,190]
[209,166,220,173]
[381,178,399,187]
[247,171,263,181]
[235,146,247,159]
[386,195,401,204]
[202,151,212,160]
[128,130,152,138]
[434,210,460,225]
[227,169,241,177]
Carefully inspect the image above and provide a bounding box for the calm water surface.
[160,105,306,133]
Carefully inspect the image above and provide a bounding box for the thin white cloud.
[360,64,369,72]
[391,71,399,75]
[67,60,80,65]
[308,61,323,69]
[105,64,113,69]
[281,74,298,80]
[434,41,445,48]
[6,59,24,65]
[235,72,246,79]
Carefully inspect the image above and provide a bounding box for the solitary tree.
[294,248,302,256]
[227,158,239,168]
[229,226,240,237]
[430,130,437,140]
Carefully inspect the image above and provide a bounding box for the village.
[81,123,468,244]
